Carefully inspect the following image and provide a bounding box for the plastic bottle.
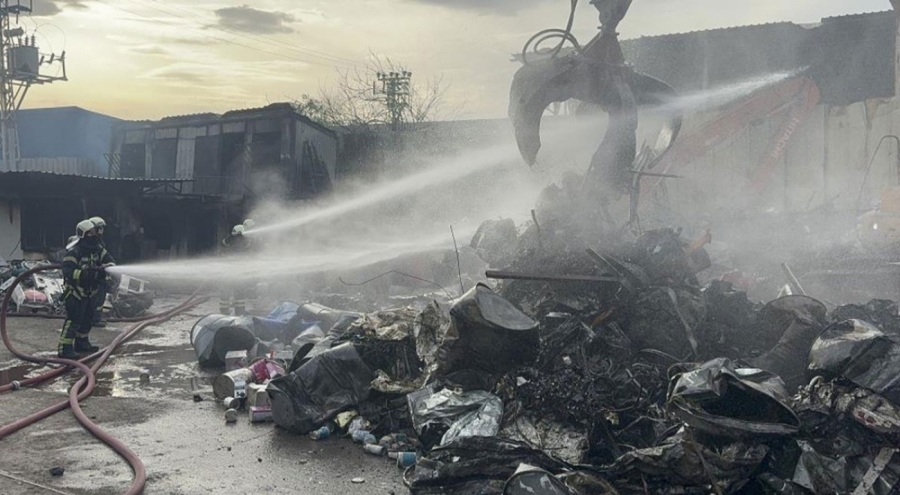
[309,426,331,440]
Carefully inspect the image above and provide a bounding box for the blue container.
[396,452,417,468]
[309,426,331,440]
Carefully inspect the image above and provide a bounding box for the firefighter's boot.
[58,344,78,359]
[74,338,100,354]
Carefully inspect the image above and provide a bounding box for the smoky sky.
[33,0,87,17]
[407,0,545,15]
[214,5,297,34]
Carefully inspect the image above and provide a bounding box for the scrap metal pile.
[194,223,900,495]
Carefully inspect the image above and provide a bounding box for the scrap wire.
[637,348,684,364]
[0,469,75,495]
[338,270,453,301]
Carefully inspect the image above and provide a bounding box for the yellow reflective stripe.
[73,269,81,281]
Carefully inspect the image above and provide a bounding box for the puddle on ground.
[92,370,128,397]
[0,364,40,386]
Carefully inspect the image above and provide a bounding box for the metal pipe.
[781,262,806,296]
[486,269,621,284]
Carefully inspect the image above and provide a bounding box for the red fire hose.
[0,264,207,494]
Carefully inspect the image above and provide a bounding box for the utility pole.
[374,70,411,131]
[0,0,66,170]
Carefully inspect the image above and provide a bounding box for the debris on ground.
[187,222,900,494]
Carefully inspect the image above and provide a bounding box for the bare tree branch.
[292,54,454,129]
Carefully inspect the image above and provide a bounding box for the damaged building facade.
[108,103,337,258]
[1,103,337,261]
[621,10,900,217]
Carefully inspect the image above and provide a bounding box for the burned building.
[110,103,336,198]
[107,103,338,258]
[0,103,337,262]
[0,172,186,263]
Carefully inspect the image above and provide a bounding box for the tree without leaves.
[293,54,454,129]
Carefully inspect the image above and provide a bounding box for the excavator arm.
[509,0,682,198]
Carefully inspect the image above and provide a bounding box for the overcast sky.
[23,0,893,120]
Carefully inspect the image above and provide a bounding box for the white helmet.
[76,219,97,239]
[90,216,106,229]
[65,235,79,250]
[232,224,246,236]
[242,219,255,230]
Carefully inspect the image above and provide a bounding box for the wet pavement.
[0,298,406,495]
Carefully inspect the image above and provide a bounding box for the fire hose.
[0,264,207,494]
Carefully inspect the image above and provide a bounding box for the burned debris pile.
[192,224,900,494]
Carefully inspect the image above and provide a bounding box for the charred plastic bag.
[404,436,569,495]
[790,442,900,495]
[808,319,900,405]
[668,358,800,437]
[288,324,325,363]
[448,284,539,374]
[751,295,827,392]
[408,386,503,450]
[267,343,374,434]
[502,464,617,495]
[190,314,258,368]
[605,430,769,494]
[829,299,900,335]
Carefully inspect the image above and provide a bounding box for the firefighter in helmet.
[219,221,253,315]
[58,220,115,358]
[88,216,116,327]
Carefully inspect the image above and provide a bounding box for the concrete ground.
[0,297,407,495]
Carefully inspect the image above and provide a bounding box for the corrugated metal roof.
[822,10,892,22]
[623,11,893,41]
[160,112,219,123]
[0,170,190,183]
[221,102,294,117]
[120,101,336,136]
[1,157,96,175]
[624,21,806,42]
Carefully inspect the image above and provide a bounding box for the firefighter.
[58,220,115,359]
[219,222,252,315]
[88,216,116,327]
